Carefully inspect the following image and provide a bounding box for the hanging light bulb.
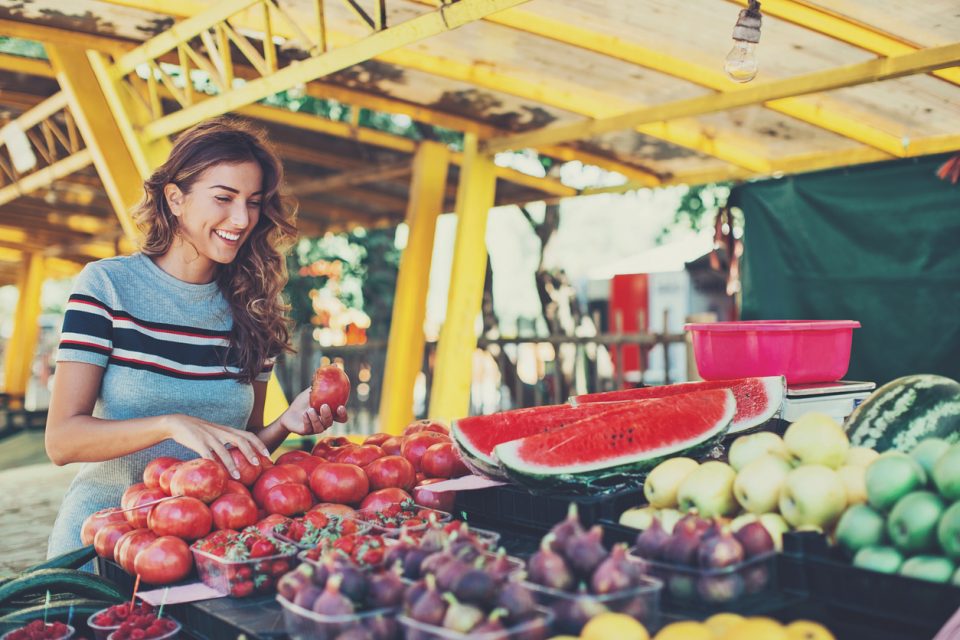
[724,0,762,83]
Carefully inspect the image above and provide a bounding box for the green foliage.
[658,182,734,243]
[284,228,400,339]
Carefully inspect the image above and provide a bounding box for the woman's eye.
[248,201,262,208]
[215,196,231,203]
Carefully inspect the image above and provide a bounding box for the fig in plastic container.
[548,503,584,552]
[435,556,471,591]
[310,574,354,636]
[563,525,607,579]
[697,529,745,569]
[408,575,448,627]
[494,580,537,621]
[441,593,485,634]
[277,565,314,602]
[451,566,497,607]
[634,517,670,561]
[554,592,608,635]
[661,519,703,566]
[696,573,745,603]
[742,564,771,594]
[366,563,405,609]
[590,543,635,594]
[310,365,350,419]
[526,534,574,591]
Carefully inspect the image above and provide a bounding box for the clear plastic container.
[191,545,299,597]
[106,619,180,640]
[0,624,74,640]
[408,550,525,583]
[523,575,661,635]
[633,549,777,608]
[272,516,371,550]
[277,593,399,640]
[87,605,160,640]
[398,606,554,640]
[684,320,860,384]
[355,507,452,534]
[381,524,501,550]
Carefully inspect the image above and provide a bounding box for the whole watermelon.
[845,374,960,452]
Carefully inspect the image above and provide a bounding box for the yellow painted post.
[428,134,496,422]
[379,141,451,434]
[2,252,44,403]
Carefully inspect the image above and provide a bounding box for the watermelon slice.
[452,401,645,480]
[570,376,784,433]
[496,389,736,493]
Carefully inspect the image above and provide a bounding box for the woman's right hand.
[164,414,270,480]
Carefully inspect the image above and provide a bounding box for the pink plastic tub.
[684,320,860,384]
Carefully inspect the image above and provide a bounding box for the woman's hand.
[276,388,348,436]
[164,414,271,479]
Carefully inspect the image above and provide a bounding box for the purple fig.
[470,608,508,634]
[419,550,453,577]
[402,578,428,614]
[332,628,373,640]
[554,595,608,634]
[441,593,485,634]
[697,528,745,569]
[366,566,406,609]
[335,563,368,603]
[696,574,745,603]
[734,521,775,558]
[634,517,670,560]
[494,580,537,620]
[312,574,356,616]
[484,548,520,583]
[743,564,771,594]
[419,525,446,552]
[402,547,434,580]
[701,516,730,540]
[675,512,710,537]
[382,543,408,570]
[590,543,633,594]
[452,567,497,607]
[661,520,703,566]
[548,503,584,552]
[278,565,313,601]
[409,575,447,626]
[292,583,323,610]
[527,534,574,591]
[563,525,607,579]
[436,556,472,591]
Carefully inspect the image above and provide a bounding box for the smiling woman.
[43,117,348,563]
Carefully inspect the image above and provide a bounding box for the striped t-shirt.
[47,252,273,558]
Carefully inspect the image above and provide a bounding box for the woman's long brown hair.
[133,117,298,383]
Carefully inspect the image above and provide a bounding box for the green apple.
[936,501,960,561]
[644,457,699,509]
[758,513,790,551]
[899,555,955,583]
[845,447,880,468]
[835,504,886,556]
[933,444,960,501]
[887,491,945,554]
[728,432,789,471]
[733,454,792,514]
[677,461,738,517]
[909,438,951,478]
[783,412,849,468]
[837,465,867,505]
[853,545,903,574]
[865,452,926,511]
[779,464,847,529]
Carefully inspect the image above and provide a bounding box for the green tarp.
[733,153,960,385]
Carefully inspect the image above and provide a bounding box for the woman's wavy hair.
[133,116,298,383]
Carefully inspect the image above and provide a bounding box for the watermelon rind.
[569,376,784,433]
[495,389,736,494]
[845,374,960,452]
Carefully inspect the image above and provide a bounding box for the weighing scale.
[781,380,876,424]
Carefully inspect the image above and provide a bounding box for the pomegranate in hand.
[310,366,350,422]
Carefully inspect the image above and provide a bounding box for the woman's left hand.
[278,388,348,436]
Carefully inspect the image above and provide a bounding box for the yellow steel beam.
[0,150,92,207]
[2,252,44,398]
[728,0,960,88]
[0,19,130,56]
[0,52,54,78]
[485,42,960,153]
[47,44,167,240]
[428,134,496,422]
[379,141,450,435]
[133,0,532,141]
[411,1,903,157]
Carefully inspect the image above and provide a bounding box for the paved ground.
[0,432,78,578]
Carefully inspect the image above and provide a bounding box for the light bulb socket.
[732,1,762,44]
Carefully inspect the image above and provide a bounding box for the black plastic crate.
[453,483,644,537]
[783,531,960,638]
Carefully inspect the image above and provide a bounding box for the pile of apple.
[622,412,880,546]
[834,437,960,585]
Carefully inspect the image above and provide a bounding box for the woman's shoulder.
[72,255,142,299]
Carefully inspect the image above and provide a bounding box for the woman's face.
[166,161,264,267]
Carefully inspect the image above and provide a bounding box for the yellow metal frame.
[428,134,497,422]
[378,141,450,434]
[2,252,44,400]
[485,42,960,153]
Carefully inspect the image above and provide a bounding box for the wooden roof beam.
[485,42,960,153]
[292,162,412,196]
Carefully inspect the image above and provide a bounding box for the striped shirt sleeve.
[256,356,276,383]
[57,263,114,368]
